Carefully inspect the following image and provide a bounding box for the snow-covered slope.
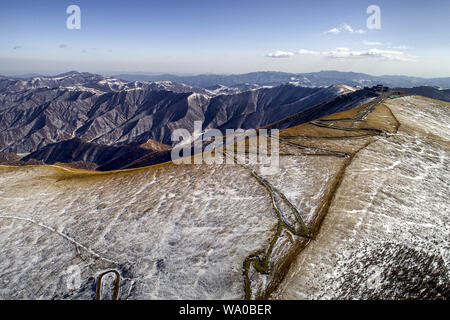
[273,96,450,299]
[0,96,448,300]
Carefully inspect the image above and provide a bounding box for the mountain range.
[1,71,449,170]
[0,71,380,169]
[114,70,450,89]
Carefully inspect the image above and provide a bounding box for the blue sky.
[1,0,449,77]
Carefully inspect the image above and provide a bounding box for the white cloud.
[341,24,354,33]
[326,27,341,35]
[327,47,353,58]
[343,23,365,34]
[389,45,410,50]
[353,48,416,61]
[363,40,383,46]
[297,49,320,56]
[266,50,295,58]
[326,23,365,35]
[296,47,417,62]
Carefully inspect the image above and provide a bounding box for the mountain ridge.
[0,72,362,156]
[2,70,447,171]
[113,70,450,89]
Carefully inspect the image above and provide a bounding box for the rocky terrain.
[0,72,379,170]
[0,94,447,299]
[20,138,170,171]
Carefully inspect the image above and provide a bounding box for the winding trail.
[95,269,121,300]
[239,94,399,299]
[224,151,311,299]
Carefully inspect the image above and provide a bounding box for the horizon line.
[1,69,449,80]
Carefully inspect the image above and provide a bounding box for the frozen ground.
[0,163,279,299]
[0,95,448,300]
[273,96,449,299]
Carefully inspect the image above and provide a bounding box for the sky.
[1,0,449,77]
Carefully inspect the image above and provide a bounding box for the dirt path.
[239,95,400,299]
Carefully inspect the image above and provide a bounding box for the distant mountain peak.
[112,71,450,89]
